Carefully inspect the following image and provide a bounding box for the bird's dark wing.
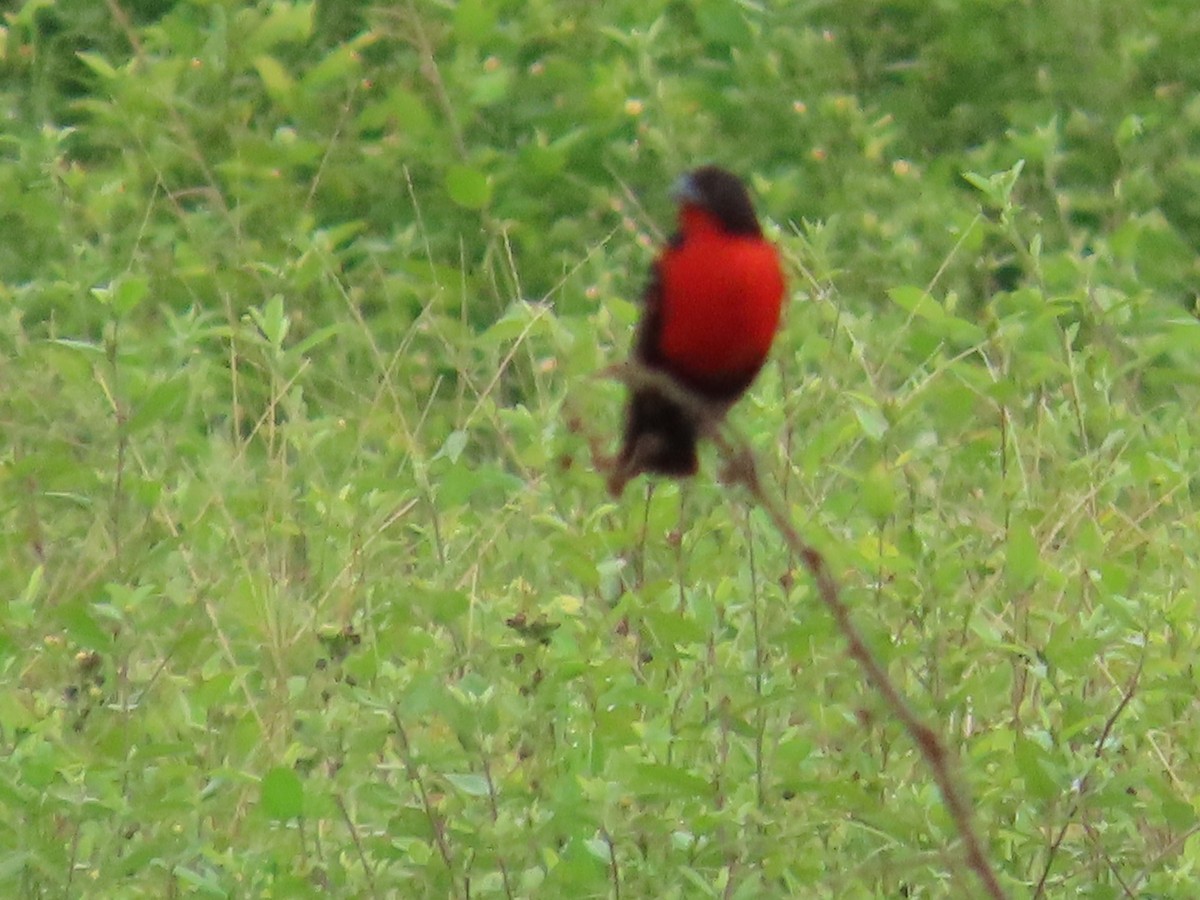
[609,233,700,494]
[633,233,682,367]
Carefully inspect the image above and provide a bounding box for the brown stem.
[598,360,1009,899]
[716,442,1006,899]
[1032,650,1144,898]
[334,792,380,899]
[391,711,463,898]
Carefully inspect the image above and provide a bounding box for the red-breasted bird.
[608,166,786,496]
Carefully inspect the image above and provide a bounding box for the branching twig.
[400,0,468,160]
[391,711,463,899]
[478,755,516,900]
[1032,649,1145,898]
[334,791,380,899]
[597,360,1009,900]
[716,440,1006,900]
[600,826,621,900]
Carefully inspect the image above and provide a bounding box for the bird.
[607,165,786,497]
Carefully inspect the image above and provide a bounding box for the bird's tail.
[608,387,699,496]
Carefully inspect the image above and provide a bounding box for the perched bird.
[608,166,786,496]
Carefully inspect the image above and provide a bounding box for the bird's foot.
[718,445,759,491]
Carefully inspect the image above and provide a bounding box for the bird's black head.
[673,165,762,236]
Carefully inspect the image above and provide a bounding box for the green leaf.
[454,0,497,43]
[249,295,289,347]
[641,606,707,647]
[963,160,1025,208]
[1006,519,1039,589]
[9,567,43,630]
[47,337,104,356]
[261,766,304,820]
[249,0,315,51]
[173,866,228,897]
[445,165,492,210]
[0,851,32,884]
[848,393,888,441]
[128,374,189,433]
[889,285,945,320]
[436,430,468,463]
[59,600,110,650]
[424,589,469,627]
[303,40,366,91]
[76,51,119,80]
[1014,735,1057,800]
[114,275,149,316]
[444,773,490,796]
[469,68,512,107]
[11,0,55,27]
[632,763,712,798]
[253,55,295,102]
[362,85,432,136]
[583,838,612,863]
[862,462,896,520]
[1043,628,1104,676]
[480,301,552,345]
[695,1,753,48]
[292,323,345,356]
[888,285,984,344]
[20,565,43,605]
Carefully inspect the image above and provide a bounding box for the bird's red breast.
[656,208,784,393]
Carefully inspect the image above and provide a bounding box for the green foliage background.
[3,0,1200,896]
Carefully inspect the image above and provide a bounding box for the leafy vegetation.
[3,0,1200,896]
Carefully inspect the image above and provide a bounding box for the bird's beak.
[671,172,702,206]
